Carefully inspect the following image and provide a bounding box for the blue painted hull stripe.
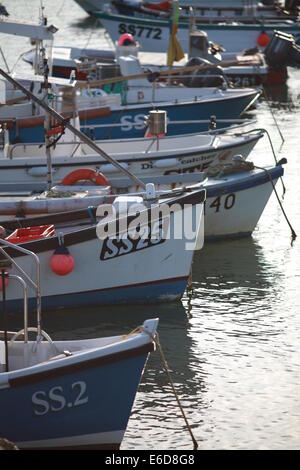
[206,166,283,197]
[4,277,188,312]
[9,94,258,143]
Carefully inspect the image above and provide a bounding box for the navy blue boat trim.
[9,342,153,388]
[206,165,283,198]
[2,276,188,313]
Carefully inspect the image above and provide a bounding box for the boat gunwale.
[95,11,300,31]
[0,188,206,257]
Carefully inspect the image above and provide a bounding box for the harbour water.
[1,0,300,450]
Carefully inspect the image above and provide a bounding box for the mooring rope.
[254,164,297,244]
[142,328,199,450]
[186,267,194,317]
[262,86,285,144]
[232,127,286,194]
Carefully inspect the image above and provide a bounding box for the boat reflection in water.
[188,236,284,324]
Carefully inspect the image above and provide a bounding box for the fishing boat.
[106,159,285,239]
[0,240,158,448]
[201,161,284,239]
[22,41,269,85]
[0,124,264,192]
[22,34,289,86]
[0,185,205,311]
[0,158,284,239]
[95,9,300,53]
[2,87,260,142]
[1,60,260,143]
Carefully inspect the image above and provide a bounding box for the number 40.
[206,193,236,213]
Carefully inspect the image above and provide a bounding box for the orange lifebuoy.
[61,169,110,187]
[257,32,270,47]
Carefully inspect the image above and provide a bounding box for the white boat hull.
[0,190,205,310]
[0,131,262,192]
[97,12,300,53]
[203,167,282,239]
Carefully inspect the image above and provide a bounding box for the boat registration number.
[31,381,88,416]
[100,219,167,261]
[205,193,236,213]
[118,23,162,40]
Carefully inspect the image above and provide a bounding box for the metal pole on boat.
[0,261,11,373]
[41,50,53,192]
[0,68,146,190]
[0,239,42,340]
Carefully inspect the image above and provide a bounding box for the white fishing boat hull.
[22,44,269,85]
[0,189,205,311]
[0,131,263,192]
[96,11,300,53]
[122,165,284,239]
[201,165,283,239]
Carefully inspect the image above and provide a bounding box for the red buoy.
[257,32,270,47]
[50,245,75,276]
[118,33,135,46]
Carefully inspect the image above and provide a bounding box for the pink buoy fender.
[50,245,75,276]
[118,33,135,46]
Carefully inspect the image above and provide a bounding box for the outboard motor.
[182,57,226,88]
[287,41,300,67]
[265,30,300,68]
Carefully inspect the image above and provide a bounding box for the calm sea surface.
[1,0,300,450]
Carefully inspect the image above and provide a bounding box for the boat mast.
[0,13,57,76]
